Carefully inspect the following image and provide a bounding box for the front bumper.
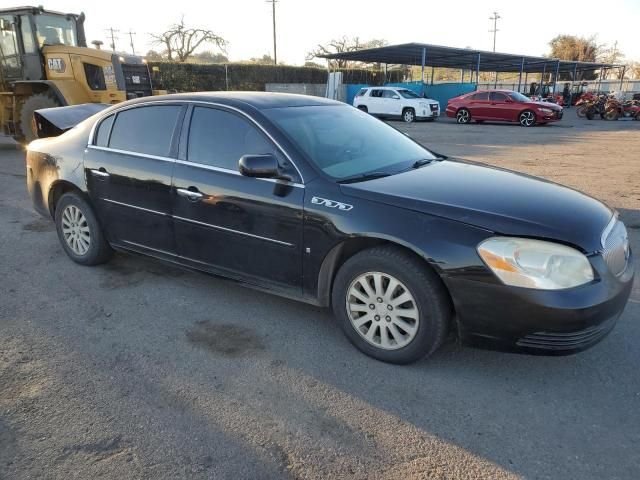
[444,250,634,355]
[417,105,440,119]
[537,109,563,122]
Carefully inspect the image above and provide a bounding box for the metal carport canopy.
[318,42,621,73]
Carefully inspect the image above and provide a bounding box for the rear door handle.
[176,187,204,201]
[90,168,110,178]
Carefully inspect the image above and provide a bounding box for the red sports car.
[446,90,563,126]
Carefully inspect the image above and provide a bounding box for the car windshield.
[34,13,77,47]
[398,89,420,99]
[509,92,531,103]
[264,105,437,181]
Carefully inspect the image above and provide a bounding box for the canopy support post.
[430,65,434,85]
[420,47,426,95]
[476,53,481,87]
[517,57,525,92]
[553,60,560,96]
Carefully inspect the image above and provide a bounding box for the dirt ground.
[0,111,639,480]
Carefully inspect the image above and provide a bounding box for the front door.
[485,91,513,120]
[84,104,185,253]
[171,105,304,293]
[382,89,402,115]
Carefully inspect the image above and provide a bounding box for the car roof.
[114,91,343,111]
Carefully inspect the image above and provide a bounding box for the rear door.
[84,103,185,253]
[171,105,304,292]
[367,89,384,114]
[467,92,490,118]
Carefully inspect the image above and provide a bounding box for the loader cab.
[0,7,86,82]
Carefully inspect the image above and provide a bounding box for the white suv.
[353,87,440,122]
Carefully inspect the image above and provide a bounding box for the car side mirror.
[392,95,400,99]
[239,154,286,180]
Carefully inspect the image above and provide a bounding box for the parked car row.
[352,87,565,127]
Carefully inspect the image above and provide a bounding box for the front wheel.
[331,246,451,364]
[576,105,588,118]
[402,108,416,123]
[604,109,619,121]
[519,110,536,127]
[55,192,113,266]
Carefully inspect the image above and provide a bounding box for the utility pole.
[266,0,278,65]
[105,27,119,52]
[124,29,136,55]
[489,11,500,52]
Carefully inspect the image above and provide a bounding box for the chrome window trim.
[173,159,304,188]
[88,145,174,163]
[86,99,305,184]
[173,215,294,247]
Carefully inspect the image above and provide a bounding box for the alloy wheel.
[346,272,420,350]
[456,109,470,124]
[519,111,535,126]
[403,109,415,122]
[61,205,91,255]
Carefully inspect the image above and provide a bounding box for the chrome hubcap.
[404,110,414,122]
[520,111,535,126]
[346,272,419,350]
[61,205,91,255]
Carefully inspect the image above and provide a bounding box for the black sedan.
[25,92,634,364]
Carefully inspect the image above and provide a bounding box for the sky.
[38,0,640,64]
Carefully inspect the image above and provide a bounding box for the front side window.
[20,15,37,53]
[382,90,398,99]
[187,107,283,173]
[109,105,182,157]
[398,89,420,99]
[489,92,507,102]
[34,13,77,47]
[264,105,436,181]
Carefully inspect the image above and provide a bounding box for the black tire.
[518,110,536,127]
[331,246,451,364]
[54,192,113,266]
[402,108,416,123]
[586,109,595,120]
[19,92,61,142]
[357,105,368,113]
[456,108,471,124]
[576,105,588,118]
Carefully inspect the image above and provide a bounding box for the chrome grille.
[601,219,629,276]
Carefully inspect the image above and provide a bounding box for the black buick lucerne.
[26,93,634,364]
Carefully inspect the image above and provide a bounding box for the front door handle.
[176,187,204,201]
[90,168,110,178]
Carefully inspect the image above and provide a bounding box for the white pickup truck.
[353,86,440,123]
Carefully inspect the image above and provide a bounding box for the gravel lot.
[1,113,638,480]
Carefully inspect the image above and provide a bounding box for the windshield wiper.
[411,158,435,168]
[337,171,392,184]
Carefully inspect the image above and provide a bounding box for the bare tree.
[150,17,227,62]
[306,36,387,68]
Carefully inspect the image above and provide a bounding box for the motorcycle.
[584,94,610,120]
[575,92,598,118]
[603,98,640,120]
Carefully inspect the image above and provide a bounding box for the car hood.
[340,159,612,253]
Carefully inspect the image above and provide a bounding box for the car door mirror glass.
[239,154,283,179]
[393,95,400,99]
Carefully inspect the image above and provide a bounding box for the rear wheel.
[576,105,588,118]
[402,108,416,123]
[456,108,471,124]
[634,112,640,121]
[18,92,61,142]
[604,109,619,121]
[331,246,451,364]
[519,110,536,127]
[55,192,113,266]
[357,105,368,113]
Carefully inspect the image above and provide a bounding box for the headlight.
[477,237,594,290]
[539,107,553,114]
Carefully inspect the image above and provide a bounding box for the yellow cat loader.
[0,6,164,142]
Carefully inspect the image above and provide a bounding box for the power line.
[105,27,119,52]
[266,0,278,65]
[124,29,136,55]
[489,11,500,52]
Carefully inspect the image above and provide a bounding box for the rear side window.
[355,88,368,97]
[95,114,114,147]
[370,90,383,98]
[471,92,489,101]
[109,105,182,157]
[187,107,279,171]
